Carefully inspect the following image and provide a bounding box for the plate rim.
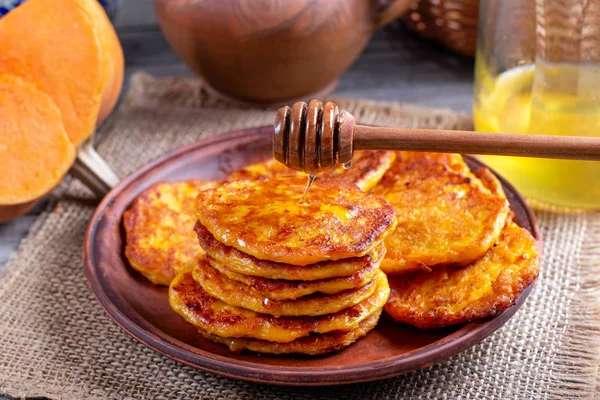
[83,126,541,386]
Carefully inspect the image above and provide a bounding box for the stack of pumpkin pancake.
[123,149,540,356]
[168,175,396,355]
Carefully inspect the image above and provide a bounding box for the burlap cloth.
[1,73,599,400]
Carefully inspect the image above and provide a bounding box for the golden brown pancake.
[169,270,390,343]
[226,157,294,182]
[199,310,381,355]
[395,151,471,175]
[193,257,381,316]
[384,221,540,329]
[226,150,396,191]
[123,180,218,285]
[373,153,510,275]
[197,176,396,265]
[208,257,379,300]
[323,150,396,191]
[195,220,385,281]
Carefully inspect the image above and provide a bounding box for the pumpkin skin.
[88,0,125,126]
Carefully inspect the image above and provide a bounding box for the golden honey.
[473,61,600,209]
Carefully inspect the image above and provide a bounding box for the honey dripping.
[303,160,353,195]
[303,173,317,195]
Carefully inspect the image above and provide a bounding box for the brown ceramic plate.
[83,126,540,386]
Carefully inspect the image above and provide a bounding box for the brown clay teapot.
[153,0,413,103]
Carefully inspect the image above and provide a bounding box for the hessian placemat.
[1,73,599,399]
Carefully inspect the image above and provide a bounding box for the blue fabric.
[0,0,25,17]
[98,0,121,20]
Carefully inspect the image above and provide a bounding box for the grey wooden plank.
[0,215,38,267]
[0,200,47,269]
[112,0,158,28]
[119,27,182,69]
[335,25,474,112]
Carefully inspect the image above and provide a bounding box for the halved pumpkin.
[0,75,75,219]
[0,0,124,146]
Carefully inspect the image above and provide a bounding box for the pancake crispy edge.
[195,221,386,280]
[226,150,396,191]
[225,157,298,182]
[123,180,218,285]
[395,151,471,175]
[208,257,379,300]
[193,257,380,316]
[197,176,397,265]
[373,153,510,275]
[320,150,396,191]
[384,221,540,329]
[200,310,382,355]
[169,269,390,343]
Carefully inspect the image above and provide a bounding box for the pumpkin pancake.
[124,180,218,285]
[384,221,540,329]
[225,157,294,181]
[226,150,396,191]
[197,176,396,265]
[194,221,386,280]
[373,154,510,275]
[208,257,379,300]
[193,258,381,316]
[199,310,382,355]
[169,270,390,343]
[323,150,396,191]
[395,151,471,175]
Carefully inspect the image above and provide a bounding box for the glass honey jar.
[473,0,600,209]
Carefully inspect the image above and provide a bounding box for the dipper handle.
[273,100,600,173]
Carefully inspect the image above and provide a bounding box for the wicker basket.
[402,0,480,57]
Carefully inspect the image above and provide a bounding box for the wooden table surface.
[0,6,474,282]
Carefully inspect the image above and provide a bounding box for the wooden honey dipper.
[274,100,600,173]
